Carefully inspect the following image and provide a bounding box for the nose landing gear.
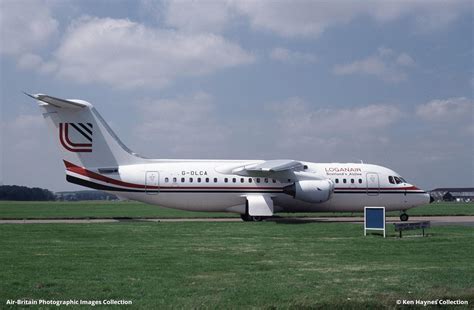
[400,212,409,222]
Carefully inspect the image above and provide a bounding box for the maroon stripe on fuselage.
[64,160,423,192]
[64,160,155,189]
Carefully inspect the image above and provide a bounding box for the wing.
[245,159,303,172]
[223,159,305,177]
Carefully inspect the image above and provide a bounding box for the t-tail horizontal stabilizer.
[24,92,90,109]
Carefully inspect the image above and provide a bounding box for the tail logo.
[59,123,93,152]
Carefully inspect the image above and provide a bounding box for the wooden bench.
[393,221,430,238]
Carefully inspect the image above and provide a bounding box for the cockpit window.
[394,176,402,184]
[400,177,407,183]
[388,176,394,184]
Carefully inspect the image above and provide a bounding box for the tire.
[240,214,252,222]
[240,214,264,222]
[400,213,409,222]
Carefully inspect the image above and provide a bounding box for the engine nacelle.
[283,179,334,203]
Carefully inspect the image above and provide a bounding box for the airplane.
[27,93,432,221]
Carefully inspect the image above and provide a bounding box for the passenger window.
[224,178,228,183]
[358,179,362,184]
[197,178,201,183]
[335,178,339,183]
[173,177,177,183]
[389,176,394,184]
[181,177,185,183]
[248,178,252,183]
[189,178,193,183]
[264,178,268,183]
[351,179,354,184]
[394,177,402,184]
[256,178,260,183]
[232,178,236,183]
[241,178,244,183]
[303,165,308,169]
[205,178,209,183]
[165,177,169,183]
[343,179,347,183]
[288,179,291,183]
[214,178,218,183]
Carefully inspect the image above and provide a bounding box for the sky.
[0,0,473,192]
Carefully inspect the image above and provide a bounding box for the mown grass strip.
[0,222,472,308]
[0,201,472,219]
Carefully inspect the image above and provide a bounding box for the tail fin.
[27,93,144,169]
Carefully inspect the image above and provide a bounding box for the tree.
[0,185,55,201]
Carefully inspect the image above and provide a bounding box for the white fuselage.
[65,160,430,214]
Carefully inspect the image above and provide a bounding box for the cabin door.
[145,171,159,194]
[366,173,379,196]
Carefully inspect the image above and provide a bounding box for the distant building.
[430,188,474,203]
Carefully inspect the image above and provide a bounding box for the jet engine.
[283,179,334,203]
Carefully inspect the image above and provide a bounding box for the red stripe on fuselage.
[64,161,286,191]
[64,161,422,192]
[64,160,155,189]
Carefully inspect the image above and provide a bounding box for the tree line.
[0,185,55,201]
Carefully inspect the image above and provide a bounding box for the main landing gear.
[240,214,264,222]
[400,212,409,222]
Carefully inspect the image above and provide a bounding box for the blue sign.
[364,207,386,237]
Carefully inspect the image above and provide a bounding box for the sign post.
[364,206,386,238]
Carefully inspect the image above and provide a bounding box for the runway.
[1,216,473,226]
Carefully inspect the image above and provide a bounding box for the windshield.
[389,176,407,184]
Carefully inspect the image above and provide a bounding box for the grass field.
[0,201,473,219]
[0,221,472,309]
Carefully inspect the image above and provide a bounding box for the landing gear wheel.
[240,214,252,222]
[400,213,409,222]
[240,214,264,222]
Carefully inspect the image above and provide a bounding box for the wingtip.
[23,91,37,99]
[23,92,45,100]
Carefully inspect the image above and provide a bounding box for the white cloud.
[17,53,43,70]
[233,1,357,37]
[396,53,415,66]
[52,17,255,89]
[333,47,415,82]
[269,47,317,64]
[416,97,474,122]
[134,92,231,156]
[145,0,470,39]
[264,97,401,157]
[412,4,462,33]
[232,0,470,37]
[17,53,58,74]
[164,0,233,33]
[0,1,58,55]
[270,97,401,135]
